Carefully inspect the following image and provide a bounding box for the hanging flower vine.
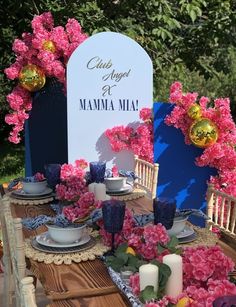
[4,12,87,144]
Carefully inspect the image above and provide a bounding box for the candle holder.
[102,199,126,254]
[153,197,176,230]
[44,163,61,191]
[89,161,106,183]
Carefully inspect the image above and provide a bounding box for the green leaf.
[117,252,129,263]
[115,243,128,255]
[157,243,166,254]
[139,286,158,303]
[167,236,179,249]
[158,263,171,291]
[190,10,197,22]
[108,257,126,272]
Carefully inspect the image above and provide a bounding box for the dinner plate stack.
[176,225,197,244]
[106,184,133,196]
[31,231,96,253]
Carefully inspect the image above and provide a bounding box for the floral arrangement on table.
[4,12,87,144]
[99,206,236,306]
[105,82,236,198]
[55,159,97,223]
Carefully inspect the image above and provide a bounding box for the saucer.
[176,225,195,239]
[11,187,53,199]
[106,185,132,195]
[31,236,96,254]
[36,231,90,248]
[178,232,197,244]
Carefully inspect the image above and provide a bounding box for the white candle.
[139,264,159,293]
[94,183,107,201]
[88,182,96,193]
[162,254,183,298]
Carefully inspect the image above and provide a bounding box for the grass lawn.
[0,142,25,185]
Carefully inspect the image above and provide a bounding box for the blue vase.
[44,164,61,191]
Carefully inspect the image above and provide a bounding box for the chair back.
[2,195,33,307]
[206,184,236,242]
[21,276,37,307]
[134,155,159,199]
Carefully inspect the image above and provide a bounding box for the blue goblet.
[44,164,61,191]
[102,199,126,253]
[89,161,106,183]
[153,197,176,229]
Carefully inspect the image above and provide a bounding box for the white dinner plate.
[106,184,132,195]
[36,231,90,248]
[176,225,195,239]
[11,187,53,198]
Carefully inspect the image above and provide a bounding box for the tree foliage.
[1,0,236,142]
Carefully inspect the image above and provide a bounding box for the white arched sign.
[67,32,153,169]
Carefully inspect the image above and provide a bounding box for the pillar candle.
[94,183,107,201]
[88,182,96,193]
[139,264,159,293]
[162,254,183,298]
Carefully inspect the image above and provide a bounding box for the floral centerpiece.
[97,207,236,306]
[55,159,98,223]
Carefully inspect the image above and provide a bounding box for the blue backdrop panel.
[25,79,68,176]
[154,102,217,226]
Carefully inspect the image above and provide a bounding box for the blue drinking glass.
[153,197,176,229]
[44,164,61,191]
[102,199,126,253]
[89,161,106,183]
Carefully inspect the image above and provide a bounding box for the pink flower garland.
[129,245,236,307]
[4,12,87,143]
[165,81,236,197]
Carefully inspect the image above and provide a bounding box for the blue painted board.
[154,102,217,226]
[25,79,68,176]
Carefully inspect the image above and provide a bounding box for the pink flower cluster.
[166,81,236,197]
[55,159,97,222]
[56,159,88,202]
[128,224,170,260]
[5,12,87,143]
[99,209,170,260]
[129,245,236,307]
[183,246,234,286]
[105,108,153,162]
[34,172,45,182]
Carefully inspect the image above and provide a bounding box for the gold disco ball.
[189,118,218,148]
[19,64,46,92]
[187,103,202,120]
[42,40,56,53]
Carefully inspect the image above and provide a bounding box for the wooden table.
[10,196,236,306]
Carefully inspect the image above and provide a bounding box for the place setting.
[10,164,61,200]
[153,198,198,244]
[87,161,135,199]
[31,223,96,254]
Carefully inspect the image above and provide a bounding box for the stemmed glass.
[44,164,61,191]
[153,197,176,229]
[89,161,106,183]
[102,200,126,254]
